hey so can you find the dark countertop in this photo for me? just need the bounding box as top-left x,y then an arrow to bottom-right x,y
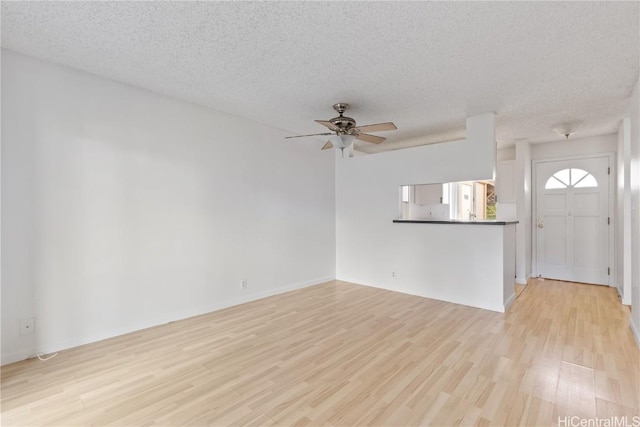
393,219 -> 519,225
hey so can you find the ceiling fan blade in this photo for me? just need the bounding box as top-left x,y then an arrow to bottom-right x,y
356,122 -> 397,133
285,132 -> 334,139
356,133 -> 386,144
315,120 -> 340,131
321,141 -> 333,150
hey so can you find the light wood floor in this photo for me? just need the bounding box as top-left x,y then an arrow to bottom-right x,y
2,279 -> 639,426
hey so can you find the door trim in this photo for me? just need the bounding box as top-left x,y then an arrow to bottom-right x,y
531,152 -> 615,286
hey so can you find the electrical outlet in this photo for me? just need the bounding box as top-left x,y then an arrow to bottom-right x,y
19,318 -> 34,335
241,280 -> 248,289
392,272 -> 397,279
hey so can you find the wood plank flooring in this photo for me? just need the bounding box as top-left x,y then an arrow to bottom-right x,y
1,279 -> 639,426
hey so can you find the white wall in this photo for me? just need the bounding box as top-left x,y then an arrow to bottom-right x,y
628,77 -> 640,344
335,114 -> 506,310
531,134 -> 617,160
496,146 -> 517,224
617,119 -> 632,304
498,147 -> 516,161
1,50 -> 336,364
496,158 -> 517,221
502,224 -> 517,309
515,141 -> 532,284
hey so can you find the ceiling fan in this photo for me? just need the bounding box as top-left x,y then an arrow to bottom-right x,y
285,103 -> 397,156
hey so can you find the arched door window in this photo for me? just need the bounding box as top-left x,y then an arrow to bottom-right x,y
545,168 -> 597,189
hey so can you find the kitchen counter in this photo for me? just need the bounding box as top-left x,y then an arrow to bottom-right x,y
393,219 -> 519,225
386,220 -> 517,313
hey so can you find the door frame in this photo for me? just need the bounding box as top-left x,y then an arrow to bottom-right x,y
531,152 -> 615,286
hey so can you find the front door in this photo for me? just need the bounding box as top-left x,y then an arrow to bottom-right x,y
535,156 -> 610,285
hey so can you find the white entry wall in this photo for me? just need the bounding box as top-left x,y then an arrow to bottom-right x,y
1,51 -> 337,364
617,119 -> 632,304
628,76 -> 640,344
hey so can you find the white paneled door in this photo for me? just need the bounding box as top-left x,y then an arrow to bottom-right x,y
535,157 -> 610,285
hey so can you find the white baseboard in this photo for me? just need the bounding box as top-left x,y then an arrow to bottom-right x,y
630,318 -> 640,348
503,292 -> 517,312
226,276 -> 334,308
613,282 -> 632,305
0,349 -> 35,366
515,274 -> 532,285
1,276 -> 335,366
338,278 -> 507,313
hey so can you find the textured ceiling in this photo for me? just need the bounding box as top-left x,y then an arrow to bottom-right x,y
2,1 -> 639,152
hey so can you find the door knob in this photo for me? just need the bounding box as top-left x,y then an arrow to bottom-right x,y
537,218 -> 544,229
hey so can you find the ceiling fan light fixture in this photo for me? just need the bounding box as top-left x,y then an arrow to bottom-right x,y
329,134 -> 356,149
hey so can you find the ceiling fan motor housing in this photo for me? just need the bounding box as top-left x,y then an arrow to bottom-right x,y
330,103 -> 357,133
330,116 -> 357,133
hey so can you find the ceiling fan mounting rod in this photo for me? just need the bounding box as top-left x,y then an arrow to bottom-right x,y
333,103 -> 350,117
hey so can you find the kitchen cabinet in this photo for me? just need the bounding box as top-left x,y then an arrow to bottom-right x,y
414,184 -> 443,205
